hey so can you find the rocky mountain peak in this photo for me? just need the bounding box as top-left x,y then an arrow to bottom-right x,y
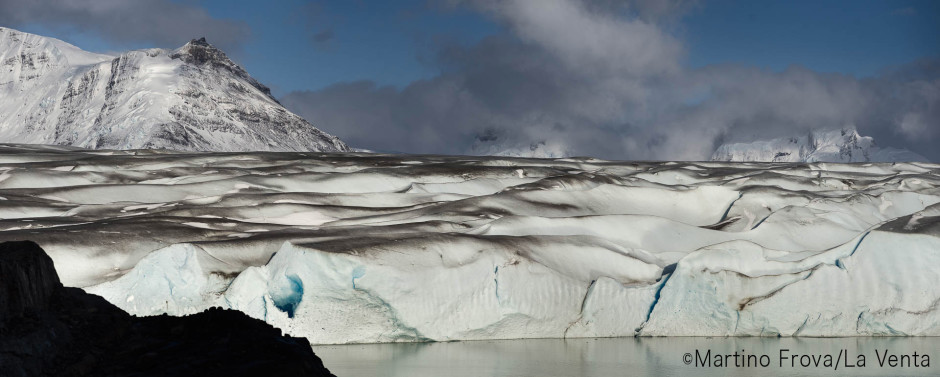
170,37 -> 275,100
173,37 -> 228,65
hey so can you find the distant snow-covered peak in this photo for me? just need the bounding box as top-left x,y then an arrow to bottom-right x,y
0,27 -> 347,153
711,127 -> 929,163
0,27 -> 113,68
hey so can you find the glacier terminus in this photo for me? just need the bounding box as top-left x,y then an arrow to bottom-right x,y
0,144 -> 937,344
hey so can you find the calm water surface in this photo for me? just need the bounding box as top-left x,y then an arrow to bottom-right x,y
312,337 -> 939,377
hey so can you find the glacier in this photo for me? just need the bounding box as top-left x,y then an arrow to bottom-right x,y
0,27 -> 347,152
0,144 -> 938,343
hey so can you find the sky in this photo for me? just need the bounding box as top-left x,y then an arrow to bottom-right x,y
1,0 -> 937,160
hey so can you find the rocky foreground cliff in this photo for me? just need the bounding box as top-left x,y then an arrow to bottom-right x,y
0,240 -> 335,377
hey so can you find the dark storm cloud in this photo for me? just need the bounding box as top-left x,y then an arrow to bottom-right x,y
284,0 -> 687,158
858,59 -> 940,156
286,0 -> 938,160
651,61 -> 940,160
0,0 -> 249,50
283,35 -> 636,157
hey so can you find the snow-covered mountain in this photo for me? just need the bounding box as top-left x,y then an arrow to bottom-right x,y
0,27 -> 347,152
711,127 -> 928,163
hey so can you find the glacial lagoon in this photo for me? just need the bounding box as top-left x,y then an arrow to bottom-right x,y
313,337 -> 938,377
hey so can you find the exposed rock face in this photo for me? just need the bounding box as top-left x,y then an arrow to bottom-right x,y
169,37 -> 275,100
0,241 -> 335,377
0,27 -> 348,152
0,241 -> 61,327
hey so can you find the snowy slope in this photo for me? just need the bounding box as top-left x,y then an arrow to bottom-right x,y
1,144 -> 938,343
0,27 -> 347,152
711,127 -> 929,163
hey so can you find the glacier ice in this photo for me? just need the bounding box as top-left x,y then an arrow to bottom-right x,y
0,144 -> 938,343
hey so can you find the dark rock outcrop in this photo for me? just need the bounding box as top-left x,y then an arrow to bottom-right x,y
0,241 -> 335,377
0,241 -> 62,327
169,37 -> 277,101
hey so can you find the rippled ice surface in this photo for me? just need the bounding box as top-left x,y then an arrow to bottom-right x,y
313,337 -> 939,377
2,144 -> 939,343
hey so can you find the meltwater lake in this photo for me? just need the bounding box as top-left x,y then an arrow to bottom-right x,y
313,337 -> 939,377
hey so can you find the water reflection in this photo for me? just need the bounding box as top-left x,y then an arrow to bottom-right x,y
312,337 -> 938,377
